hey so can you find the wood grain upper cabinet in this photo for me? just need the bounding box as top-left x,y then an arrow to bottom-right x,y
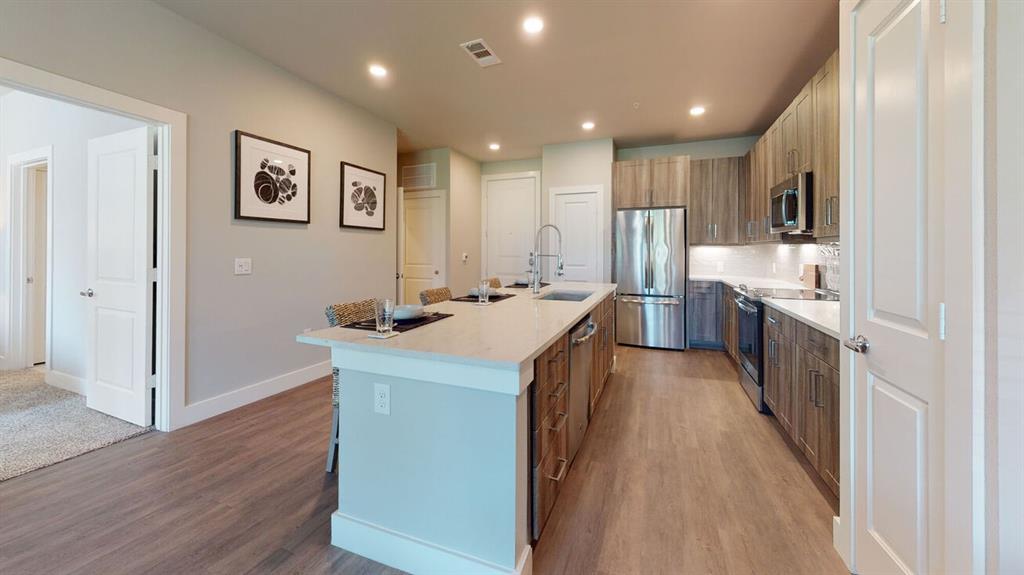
813,50 -> 840,239
612,156 -> 689,209
793,80 -> 814,175
649,156 -> 690,207
612,159 -> 651,209
689,157 -> 740,245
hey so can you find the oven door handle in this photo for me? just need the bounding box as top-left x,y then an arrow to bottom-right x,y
734,298 -> 758,315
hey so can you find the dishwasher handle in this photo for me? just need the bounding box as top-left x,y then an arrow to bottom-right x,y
572,321 -> 597,345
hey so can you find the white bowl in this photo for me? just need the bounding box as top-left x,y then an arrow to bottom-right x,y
393,304 -> 425,320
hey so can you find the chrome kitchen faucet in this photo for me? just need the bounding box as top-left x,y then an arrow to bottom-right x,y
529,224 -> 565,293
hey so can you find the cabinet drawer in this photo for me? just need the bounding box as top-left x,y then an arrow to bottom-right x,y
532,337 -> 568,431
764,306 -> 796,340
532,384 -> 569,466
796,322 -> 839,369
532,426 -> 569,537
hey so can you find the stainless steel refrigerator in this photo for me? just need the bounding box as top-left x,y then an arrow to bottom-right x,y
614,207 -> 687,350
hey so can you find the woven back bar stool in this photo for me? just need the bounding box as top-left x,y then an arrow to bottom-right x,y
323,298 -> 376,472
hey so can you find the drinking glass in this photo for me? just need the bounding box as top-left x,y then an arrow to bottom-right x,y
477,280 -> 490,304
375,298 -> 395,335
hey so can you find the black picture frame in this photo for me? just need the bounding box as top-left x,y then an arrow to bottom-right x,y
234,130 -> 311,223
340,161 -> 386,231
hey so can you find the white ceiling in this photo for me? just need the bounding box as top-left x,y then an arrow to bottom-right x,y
157,0 -> 839,161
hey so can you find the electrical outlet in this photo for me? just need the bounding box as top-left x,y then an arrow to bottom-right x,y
373,383 -> 390,415
234,258 -> 252,275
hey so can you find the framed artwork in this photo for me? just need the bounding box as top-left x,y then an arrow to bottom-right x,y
235,131 -> 311,223
340,161 -> 386,230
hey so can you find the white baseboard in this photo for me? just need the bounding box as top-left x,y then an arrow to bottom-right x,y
331,511 -> 531,575
46,369 -> 85,395
176,360 -> 331,429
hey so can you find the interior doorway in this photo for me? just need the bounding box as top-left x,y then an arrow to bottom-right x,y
0,84 -> 165,479
399,188 -> 448,305
481,171 -> 539,286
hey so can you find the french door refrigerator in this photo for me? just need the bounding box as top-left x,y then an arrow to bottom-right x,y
614,207 -> 687,350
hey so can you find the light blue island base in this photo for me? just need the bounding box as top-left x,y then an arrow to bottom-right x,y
327,352 -> 533,575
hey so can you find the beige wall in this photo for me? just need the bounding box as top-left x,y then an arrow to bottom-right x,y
398,147 -> 450,191
481,157 -> 542,176
617,135 -> 758,161
541,139 -> 614,282
448,150 -> 481,294
0,1 -> 397,409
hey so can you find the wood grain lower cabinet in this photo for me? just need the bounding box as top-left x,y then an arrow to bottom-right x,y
531,334 -> 570,539
687,281 -> 722,349
590,295 -> 615,414
794,347 -> 822,470
764,310 -> 839,497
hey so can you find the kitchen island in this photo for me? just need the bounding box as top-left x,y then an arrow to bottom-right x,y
296,282 -> 617,575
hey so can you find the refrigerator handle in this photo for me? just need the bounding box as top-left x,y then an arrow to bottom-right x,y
644,213 -> 652,290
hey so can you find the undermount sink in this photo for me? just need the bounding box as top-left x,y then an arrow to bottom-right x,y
537,290 -> 593,302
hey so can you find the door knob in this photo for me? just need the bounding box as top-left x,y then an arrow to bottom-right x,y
433,270 -> 439,275
844,335 -> 869,354
26,277 -> 34,284
80,289 -> 94,298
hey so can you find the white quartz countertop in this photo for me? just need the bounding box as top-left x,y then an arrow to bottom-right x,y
297,282 -> 617,371
761,298 -> 841,339
690,274 -> 840,339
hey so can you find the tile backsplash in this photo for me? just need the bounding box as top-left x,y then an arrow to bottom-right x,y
690,243 -> 840,290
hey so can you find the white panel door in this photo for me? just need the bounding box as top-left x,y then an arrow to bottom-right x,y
28,167 -> 48,365
851,1 -> 944,572
402,189 -> 446,305
550,186 -> 601,282
86,127 -> 154,426
483,174 -> 537,285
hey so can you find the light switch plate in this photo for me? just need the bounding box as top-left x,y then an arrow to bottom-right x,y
234,258 -> 252,275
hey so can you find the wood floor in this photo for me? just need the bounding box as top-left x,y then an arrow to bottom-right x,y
0,346 -> 847,575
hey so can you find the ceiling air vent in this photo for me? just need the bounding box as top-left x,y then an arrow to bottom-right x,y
460,38 -> 502,68
402,163 -> 437,190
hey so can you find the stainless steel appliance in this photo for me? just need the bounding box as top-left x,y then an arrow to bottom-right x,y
568,316 -> 596,463
614,207 -> 687,350
744,287 -> 840,301
734,290 -> 766,412
770,172 -> 814,235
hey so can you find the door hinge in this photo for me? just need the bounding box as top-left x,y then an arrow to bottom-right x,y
939,0 -> 947,24
148,374 -> 157,389
939,302 -> 946,341
148,154 -> 159,170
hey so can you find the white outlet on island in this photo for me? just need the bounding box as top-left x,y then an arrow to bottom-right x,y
373,383 -> 390,415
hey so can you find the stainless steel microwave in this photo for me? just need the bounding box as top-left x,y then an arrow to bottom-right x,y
770,172 -> 814,235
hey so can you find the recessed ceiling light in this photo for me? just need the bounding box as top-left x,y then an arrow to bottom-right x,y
369,64 -> 388,78
689,105 -> 706,116
523,16 -> 544,34
581,121 -> 595,131
489,143 -> 501,151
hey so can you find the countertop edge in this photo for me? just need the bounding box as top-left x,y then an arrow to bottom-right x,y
761,299 -> 841,339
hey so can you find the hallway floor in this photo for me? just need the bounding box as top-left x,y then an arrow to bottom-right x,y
0,347 -> 846,574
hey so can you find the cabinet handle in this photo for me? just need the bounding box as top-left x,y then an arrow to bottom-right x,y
713,223 -> 718,240
547,457 -> 569,482
766,316 -> 779,326
808,369 -> 818,403
815,374 -> 825,408
827,197 -> 835,226
747,220 -> 753,238
548,381 -> 567,400
547,411 -> 568,433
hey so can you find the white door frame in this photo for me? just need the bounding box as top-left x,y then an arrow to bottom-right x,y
0,56 -> 187,432
3,147 -> 52,372
480,171 -> 540,279
547,184 -> 604,283
837,1 -> 987,570
396,186 -> 404,302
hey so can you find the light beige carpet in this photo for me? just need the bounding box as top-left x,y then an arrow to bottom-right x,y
0,368 -> 149,481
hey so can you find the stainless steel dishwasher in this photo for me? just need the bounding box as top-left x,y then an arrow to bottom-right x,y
568,315 -> 596,464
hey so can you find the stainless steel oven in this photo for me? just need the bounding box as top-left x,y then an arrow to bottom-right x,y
770,172 -> 814,235
734,292 -> 766,412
